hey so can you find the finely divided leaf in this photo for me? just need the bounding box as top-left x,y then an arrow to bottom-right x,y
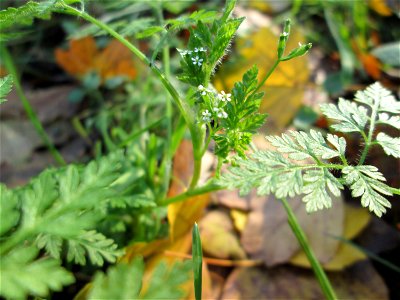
355,82 -> 400,113
0,246 -> 74,299
0,185 -> 20,236
377,113 -> 400,129
66,230 -> 123,266
343,166 -> 392,217
0,75 -> 13,103
0,1 -> 54,30
302,169 -> 343,212
89,257 -> 145,299
320,98 -> 368,133
266,130 -> 341,161
376,132 -> 400,158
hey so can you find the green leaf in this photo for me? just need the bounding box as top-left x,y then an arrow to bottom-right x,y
377,113 -> 400,129
0,185 -> 20,236
376,132 -> 400,158
192,223 -> 203,300
66,230 -> 123,266
354,82 -> 400,113
136,25 -> 164,39
0,246 -> 74,299
0,1 -> 54,31
89,257 -> 144,299
320,98 -> 368,133
266,130 -> 342,161
0,75 -> 13,103
213,66 -> 267,158
141,260 -> 192,299
343,166 -> 392,217
302,169 -> 343,212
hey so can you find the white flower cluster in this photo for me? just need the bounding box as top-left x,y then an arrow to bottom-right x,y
178,47 -> 207,66
198,85 -> 231,123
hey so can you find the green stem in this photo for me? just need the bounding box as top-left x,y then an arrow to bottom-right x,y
280,197 -> 337,300
0,46 -> 66,166
253,59 -> 280,95
57,3 -> 205,189
358,99 -> 379,166
156,5 -> 174,199
388,186 -> 400,195
160,181 -> 224,206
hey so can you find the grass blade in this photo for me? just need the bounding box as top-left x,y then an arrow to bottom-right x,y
192,223 -> 203,300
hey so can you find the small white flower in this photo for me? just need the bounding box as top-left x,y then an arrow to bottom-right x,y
202,110 -> 212,122
282,32 -> 289,37
198,85 -> 207,96
194,47 -> 199,52
298,42 -> 303,47
218,110 -> 228,119
217,90 -> 232,102
199,47 -> 206,52
193,56 -> 203,66
213,107 -> 220,112
192,56 -> 203,66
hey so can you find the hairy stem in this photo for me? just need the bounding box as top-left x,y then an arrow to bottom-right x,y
358,102 -> 379,165
280,197 -> 337,300
0,46 -> 66,166
253,60 -> 280,95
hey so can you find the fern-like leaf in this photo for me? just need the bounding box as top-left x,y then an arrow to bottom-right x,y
376,132 -> 400,158
88,257 -> 192,299
320,98 -> 368,133
0,246 -> 74,299
343,165 -> 392,217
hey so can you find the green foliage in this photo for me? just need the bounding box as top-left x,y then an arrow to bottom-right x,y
88,257 -> 192,299
343,166 -> 392,217
192,223 -> 203,300
0,1 -> 53,30
222,83 -> 399,217
213,66 -> 267,158
0,246 -> 74,299
0,75 -> 13,103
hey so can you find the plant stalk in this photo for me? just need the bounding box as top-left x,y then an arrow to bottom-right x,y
0,46 -> 66,166
56,3 -> 205,189
280,197 -> 337,300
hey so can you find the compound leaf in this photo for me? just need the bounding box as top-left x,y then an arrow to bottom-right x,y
343,166 -> 392,217
0,246 -> 74,299
376,132 -> 400,158
320,98 -> 368,133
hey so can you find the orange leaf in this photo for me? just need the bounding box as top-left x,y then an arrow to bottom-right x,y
167,140 -> 210,241
55,36 -> 98,77
359,53 -> 382,80
55,37 -> 136,82
95,40 -> 137,80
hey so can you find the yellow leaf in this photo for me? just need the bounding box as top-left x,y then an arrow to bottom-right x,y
230,209 -> 248,233
167,140 -> 210,241
369,0 -> 393,16
290,204 -> 371,270
214,27 -> 310,132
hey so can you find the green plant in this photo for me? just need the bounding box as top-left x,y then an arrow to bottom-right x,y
1,0 -> 398,299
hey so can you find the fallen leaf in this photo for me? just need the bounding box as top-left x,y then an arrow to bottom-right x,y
199,210 -> 247,260
221,261 -> 388,299
369,0 -> 393,16
241,193 -> 344,266
55,37 -> 137,82
290,204 -> 371,270
214,27 -> 310,132
167,140 -> 210,241
230,209 -> 248,233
